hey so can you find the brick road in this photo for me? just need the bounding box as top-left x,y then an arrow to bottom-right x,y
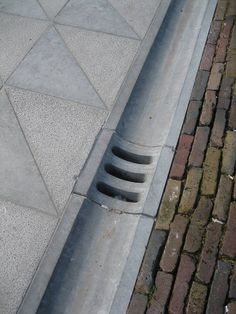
128,0 -> 236,313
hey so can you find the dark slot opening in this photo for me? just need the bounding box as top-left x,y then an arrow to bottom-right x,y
112,146 -> 152,164
105,164 -> 145,183
96,182 -> 140,203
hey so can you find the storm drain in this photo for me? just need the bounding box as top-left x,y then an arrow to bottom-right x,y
18,0 -> 218,313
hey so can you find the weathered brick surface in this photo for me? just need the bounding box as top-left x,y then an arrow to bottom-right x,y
213,175 -> 233,221
191,70 -> 209,100
207,20 -> 221,44
196,222 -> 222,284
215,0 -> 228,20
150,271 -> 173,313
135,230 -> 167,294
222,131 -> 236,175
226,0 -> 236,16
201,147 -> 221,196
221,202 -> 236,257
210,109 -> 226,147
127,293 -> 148,314
234,178 -> 236,200
226,49 -> 236,77
191,196 -> 213,226
155,180 -> 181,230
229,262 -> 236,299
228,96 -> 236,129
215,19 -> 234,62
168,255 -> 195,314
228,302 -> 236,314
170,134 -> 193,180
189,127 -> 210,166
178,168 -> 202,213
186,282 -> 208,314
200,90 -> 216,125
206,261 -> 232,314
218,76 -> 235,100
182,101 -> 201,135
200,44 -> 215,70
217,96 -> 231,110
184,223 -> 204,253
160,215 -> 189,273
207,63 -> 224,90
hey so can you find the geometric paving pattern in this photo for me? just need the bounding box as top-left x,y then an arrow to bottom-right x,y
0,0 -> 163,311
57,25 -> 140,107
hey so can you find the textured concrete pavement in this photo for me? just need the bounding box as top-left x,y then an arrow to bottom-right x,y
0,0 -> 164,313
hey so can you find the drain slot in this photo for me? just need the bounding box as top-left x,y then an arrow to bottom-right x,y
97,182 -> 140,203
104,164 -> 145,183
112,146 -> 152,165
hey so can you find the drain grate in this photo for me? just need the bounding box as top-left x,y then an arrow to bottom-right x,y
87,133 -> 159,211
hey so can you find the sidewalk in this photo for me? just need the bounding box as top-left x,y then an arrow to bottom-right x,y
128,0 -> 236,313
0,1 -> 169,313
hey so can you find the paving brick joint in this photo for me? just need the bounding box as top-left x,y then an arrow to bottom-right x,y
128,1 -> 236,313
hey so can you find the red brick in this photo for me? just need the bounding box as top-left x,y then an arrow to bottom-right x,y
155,179 -> 181,230
226,48 -> 236,77
217,97 -> 231,110
215,19 -> 234,62
189,127 -> 210,166
178,168 -> 202,213
201,147 -> 221,196
222,131 -> 236,175
186,282 -> 208,314
215,0 -> 227,21
191,196 -> 213,226
170,135 -> 193,180
213,175 -> 233,221
200,44 -> 215,70
206,261 -> 232,314
182,101 -> 201,135
200,90 -> 216,125
210,109 -> 226,147
196,222 -> 222,284
207,63 -> 224,90
168,255 -> 195,314
136,230 -> 167,294
127,293 -> 147,314
191,70 -> 209,101
160,215 -> 189,273
228,96 -> 236,130
221,202 -> 236,258
229,262 -> 236,299
150,271 -> 173,313
207,21 -> 221,44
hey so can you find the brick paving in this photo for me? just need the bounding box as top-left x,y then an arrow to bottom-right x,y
127,1 -> 236,313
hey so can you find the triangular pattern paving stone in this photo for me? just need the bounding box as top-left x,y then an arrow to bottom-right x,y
0,13 -> 48,81
0,89 -> 56,215
55,0 -> 139,39
7,87 -> 108,213
7,27 -> 104,107
109,0 -> 161,39
0,0 -> 47,19
39,0 -> 68,18
57,25 -> 140,108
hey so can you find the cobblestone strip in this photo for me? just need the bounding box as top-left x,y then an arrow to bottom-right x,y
127,1 -> 236,313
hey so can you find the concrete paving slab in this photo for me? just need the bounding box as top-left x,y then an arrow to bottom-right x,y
0,199 -> 57,314
7,86 -> 108,213
7,27 -> 104,107
0,0 -> 47,19
0,13 -> 48,81
57,25 -> 140,108
55,0 -> 139,39
109,0 -> 161,39
0,88 -> 56,214
38,0 -> 68,19
38,199 -> 153,314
